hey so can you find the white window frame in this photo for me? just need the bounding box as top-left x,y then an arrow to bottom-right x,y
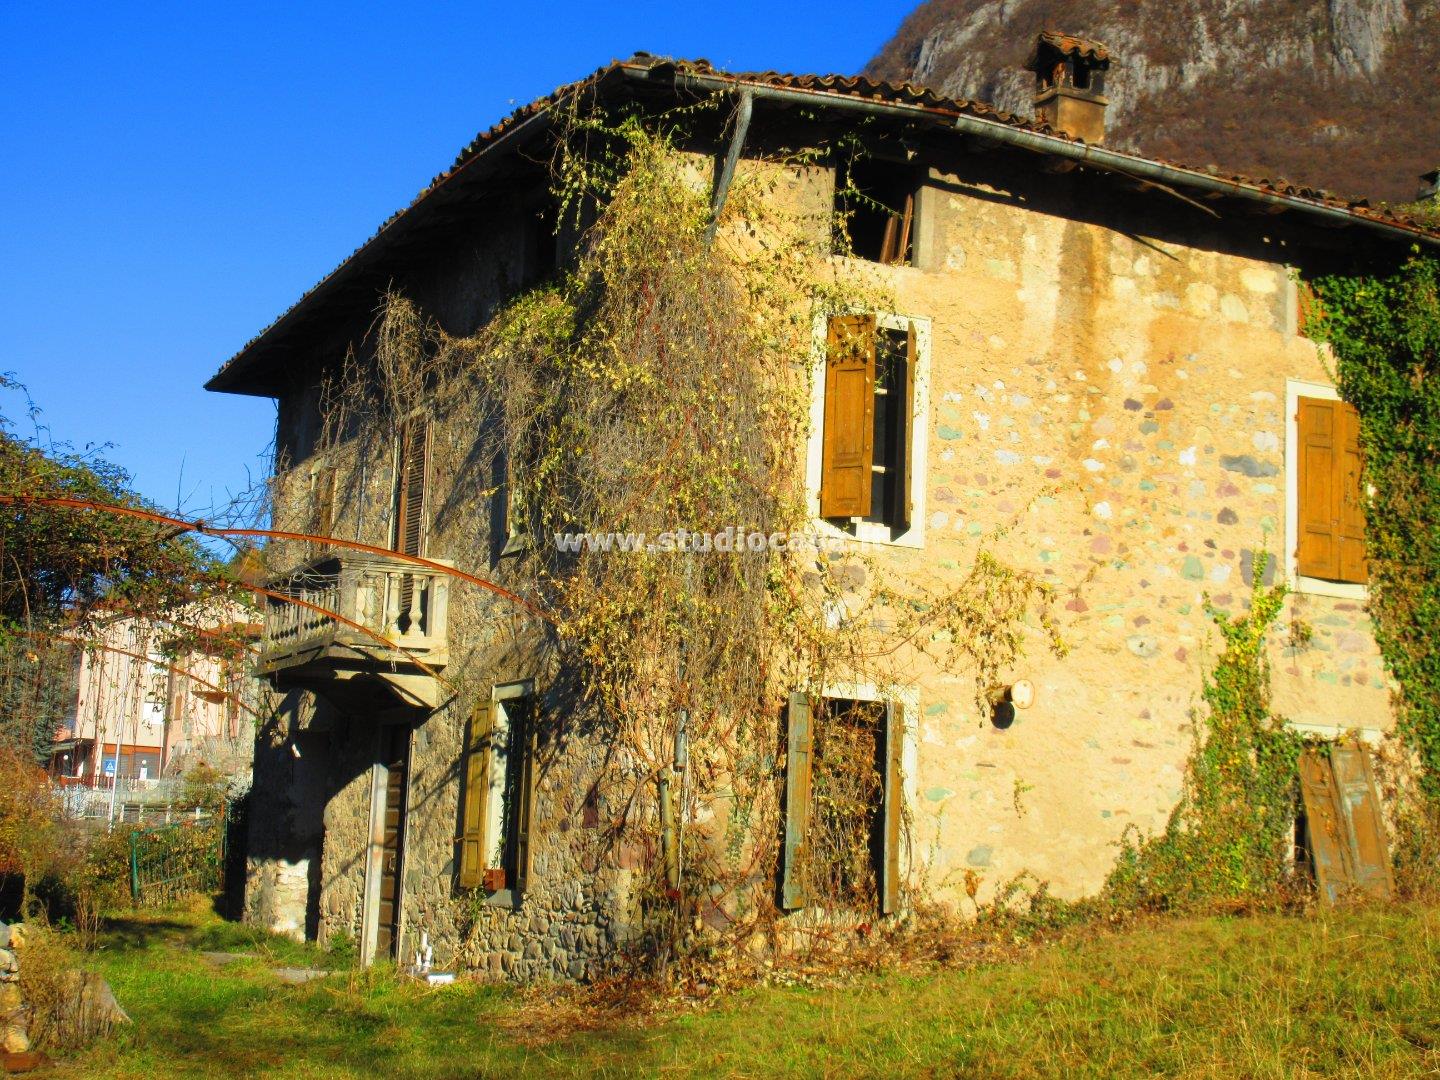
805,312 -> 931,549
810,679 -> 919,898
1285,720 -> 1383,746
482,680 -> 533,907
1284,378 -> 1367,600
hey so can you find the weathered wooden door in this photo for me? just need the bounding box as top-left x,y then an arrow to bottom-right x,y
376,724 -> 410,960
1298,741 -> 1393,905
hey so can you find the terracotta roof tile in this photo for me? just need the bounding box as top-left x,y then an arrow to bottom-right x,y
207,54 -> 1440,393
1031,31 -> 1112,65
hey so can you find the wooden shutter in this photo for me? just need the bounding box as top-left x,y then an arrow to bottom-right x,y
1297,750 -> 1342,902
1298,742 -> 1393,906
1338,403 -> 1368,584
879,190 -> 915,266
780,692 -> 814,910
880,700 -> 903,915
314,467 -> 336,542
892,322 -> 917,530
1297,397 -> 1367,583
1295,279 -> 1320,338
1326,742 -> 1393,899
458,701 -> 492,889
512,702 -> 538,896
819,315 -> 876,520
395,420 -> 429,557
1297,397 -> 1340,579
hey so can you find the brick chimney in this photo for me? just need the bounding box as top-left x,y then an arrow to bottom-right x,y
1026,32 -> 1112,144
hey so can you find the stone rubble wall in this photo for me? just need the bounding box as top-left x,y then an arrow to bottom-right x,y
243,143 -> 1398,976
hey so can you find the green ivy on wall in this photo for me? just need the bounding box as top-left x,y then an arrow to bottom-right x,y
1105,555 -> 1302,910
1306,252 -> 1440,798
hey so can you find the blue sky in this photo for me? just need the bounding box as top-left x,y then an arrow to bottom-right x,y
0,1 -> 910,514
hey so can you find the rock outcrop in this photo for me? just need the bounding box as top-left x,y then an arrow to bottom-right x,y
866,0 -> 1440,201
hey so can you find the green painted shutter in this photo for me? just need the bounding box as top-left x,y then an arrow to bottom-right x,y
458,701 -> 492,889
895,322 -> 916,530
781,692 -> 814,910
881,700 -> 903,915
512,704 -> 538,895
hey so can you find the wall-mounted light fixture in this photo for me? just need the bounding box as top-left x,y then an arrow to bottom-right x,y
988,680 -> 1036,729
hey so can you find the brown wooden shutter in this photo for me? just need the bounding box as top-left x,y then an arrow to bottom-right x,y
512,703 -> 538,895
819,315 -> 876,520
1298,742 -> 1393,906
1297,397 -> 1367,583
879,190 -> 915,266
395,420 -> 429,557
1297,397 -> 1340,579
1338,403 -> 1368,584
780,692 -> 814,910
880,700 -> 903,915
458,701 -> 492,890
1326,741 -> 1393,899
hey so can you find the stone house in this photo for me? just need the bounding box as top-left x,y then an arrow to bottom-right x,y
206,41 -> 1437,974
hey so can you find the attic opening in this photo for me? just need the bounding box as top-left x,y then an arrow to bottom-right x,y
834,155 -> 918,266
520,201 -> 558,287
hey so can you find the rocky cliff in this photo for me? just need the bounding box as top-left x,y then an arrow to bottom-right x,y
866,0 -> 1440,202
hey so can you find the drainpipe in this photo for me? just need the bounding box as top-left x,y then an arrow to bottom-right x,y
623,67 -> 1440,251
704,88 -> 753,247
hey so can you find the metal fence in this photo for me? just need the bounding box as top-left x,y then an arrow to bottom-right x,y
128,810 -> 228,907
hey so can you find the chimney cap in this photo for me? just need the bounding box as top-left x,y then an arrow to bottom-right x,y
1025,31 -> 1112,72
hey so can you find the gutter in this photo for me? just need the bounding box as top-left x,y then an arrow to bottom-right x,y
631,65 -> 1440,251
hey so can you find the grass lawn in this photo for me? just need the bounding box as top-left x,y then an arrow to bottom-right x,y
44,899 -> 1440,1079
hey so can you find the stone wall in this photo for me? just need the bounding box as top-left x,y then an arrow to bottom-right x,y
0,922 -> 22,1054
244,135 -> 1398,973
826,152 -> 1394,905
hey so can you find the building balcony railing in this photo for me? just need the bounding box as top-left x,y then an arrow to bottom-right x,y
258,552 -> 451,703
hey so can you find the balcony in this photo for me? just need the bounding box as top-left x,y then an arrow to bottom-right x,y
259,552 -> 452,708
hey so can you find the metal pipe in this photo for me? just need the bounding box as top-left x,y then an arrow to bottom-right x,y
704,88 -> 753,247
627,66 -> 1440,250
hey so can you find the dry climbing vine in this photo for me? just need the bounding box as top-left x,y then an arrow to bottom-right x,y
302,99 -> 1066,963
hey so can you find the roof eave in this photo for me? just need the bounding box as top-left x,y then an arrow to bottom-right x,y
208,58 -> 1440,398
654,66 -> 1440,253
204,80 -> 585,396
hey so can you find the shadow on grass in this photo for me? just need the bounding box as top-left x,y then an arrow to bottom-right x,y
96,895 -> 346,969
96,918 -> 204,959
